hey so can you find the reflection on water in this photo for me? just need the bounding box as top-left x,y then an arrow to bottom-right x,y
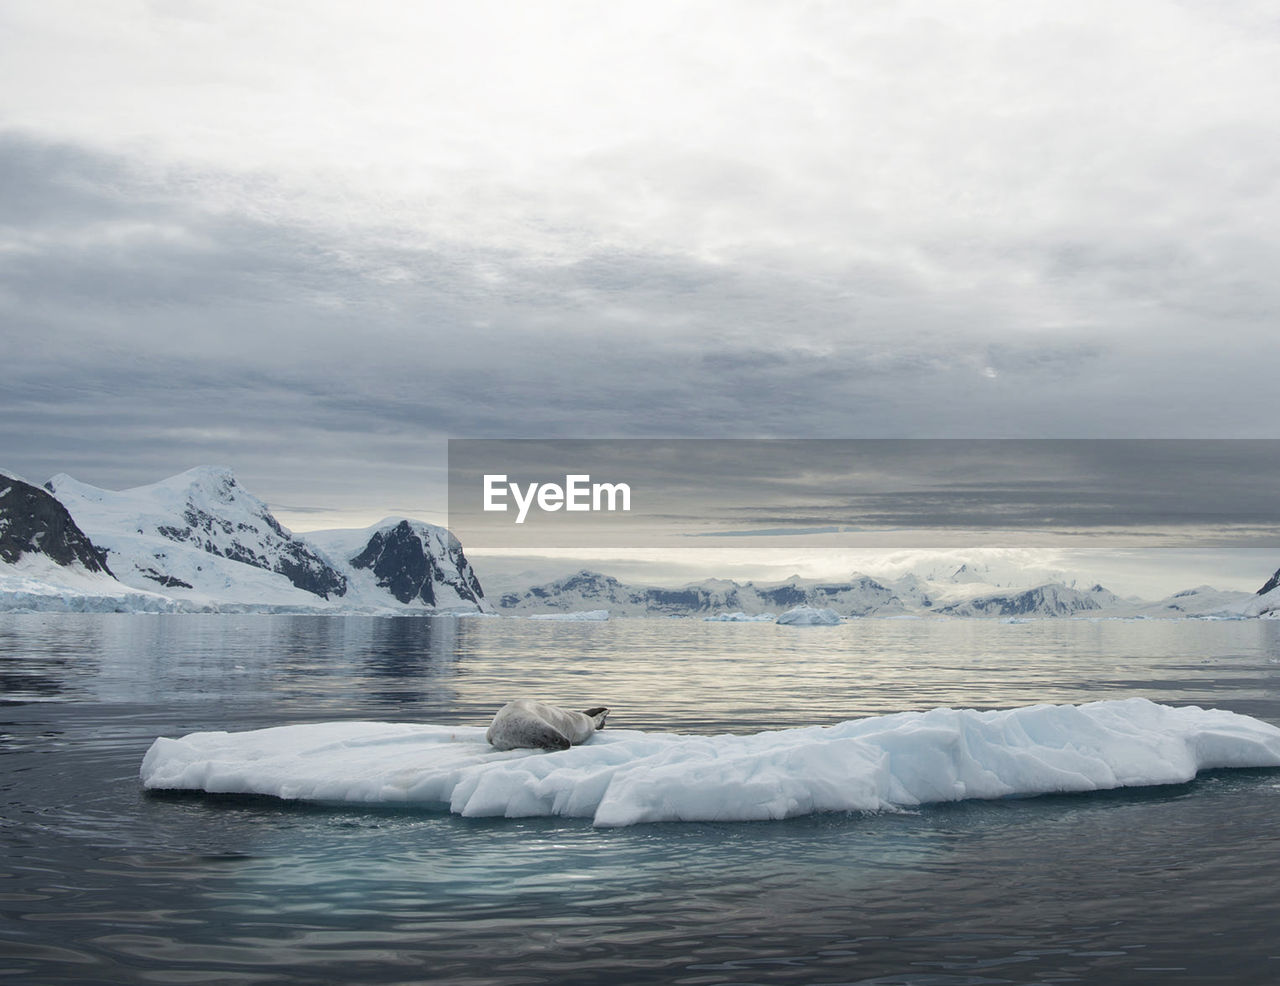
2,613 -> 1280,984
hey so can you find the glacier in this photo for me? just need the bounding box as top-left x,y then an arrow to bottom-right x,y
0,554 -> 183,613
139,698 -> 1280,827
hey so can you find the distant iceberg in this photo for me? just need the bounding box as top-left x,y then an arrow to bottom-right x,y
776,606 -> 842,625
704,612 -> 775,622
140,698 -> 1280,827
527,610 -> 609,621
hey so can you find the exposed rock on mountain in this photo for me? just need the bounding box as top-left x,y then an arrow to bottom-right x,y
47,466 -> 348,600
317,519 -> 485,609
1,472 -> 113,575
23,467 -> 485,612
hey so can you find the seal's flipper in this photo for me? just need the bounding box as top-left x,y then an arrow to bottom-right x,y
582,707 -> 609,729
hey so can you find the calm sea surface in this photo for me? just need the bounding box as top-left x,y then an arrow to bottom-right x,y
2,613 -> 1280,985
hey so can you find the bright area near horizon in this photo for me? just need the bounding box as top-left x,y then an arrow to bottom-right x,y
464,547 -> 1278,600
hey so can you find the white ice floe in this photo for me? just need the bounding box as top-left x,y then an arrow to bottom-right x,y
704,612 -> 776,622
776,606 -> 842,625
139,698 -> 1280,827
527,610 -> 609,621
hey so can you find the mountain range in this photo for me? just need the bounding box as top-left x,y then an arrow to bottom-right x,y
497,567 -> 1275,620
4,464 -> 1280,619
1,466 -> 485,613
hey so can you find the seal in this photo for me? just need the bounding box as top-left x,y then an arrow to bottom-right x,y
486,699 -> 610,751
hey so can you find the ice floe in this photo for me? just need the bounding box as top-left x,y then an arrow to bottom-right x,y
704,612 -> 776,622
527,610 -> 609,621
139,698 -> 1280,826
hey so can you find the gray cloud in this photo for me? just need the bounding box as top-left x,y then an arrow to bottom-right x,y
447,439 -> 1280,553
2,114 -> 1279,530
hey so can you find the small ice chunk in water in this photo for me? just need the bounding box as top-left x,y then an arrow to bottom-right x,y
776,606 -> 842,625
527,610 -> 609,621
704,612 -> 775,622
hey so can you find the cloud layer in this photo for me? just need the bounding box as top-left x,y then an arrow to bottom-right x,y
2,1 -> 1278,525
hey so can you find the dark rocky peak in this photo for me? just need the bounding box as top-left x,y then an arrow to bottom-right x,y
556,570 -> 623,593
757,583 -> 809,607
349,520 -> 484,608
0,473 -> 114,575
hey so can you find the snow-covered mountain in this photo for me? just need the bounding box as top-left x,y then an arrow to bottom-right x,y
0,467 -> 487,613
0,469 -> 181,612
2,471 -> 112,574
4,465 -> 1272,619
495,570 -> 740,616
933,583 -> 1117,618
496,569 -> 989,617
495,570 -> 912,617
1247,569 -> 1280,618
307,519 -> 485,610
1138,585 -> 1255,619
497,568 -> 1257,619
45,467 -> 350,608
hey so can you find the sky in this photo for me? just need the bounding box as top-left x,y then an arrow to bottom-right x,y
2,1 -> 1279,593
446,438 -> 1280,595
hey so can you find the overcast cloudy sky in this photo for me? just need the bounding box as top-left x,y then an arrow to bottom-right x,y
3,1 -> 1279,585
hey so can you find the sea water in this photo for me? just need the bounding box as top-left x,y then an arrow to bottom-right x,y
2,613 -> 1280,984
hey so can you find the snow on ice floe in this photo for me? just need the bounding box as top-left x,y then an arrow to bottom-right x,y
776,606 -> 842,625
139,698 -> 1280,827
527,610 -> 610,621
704,612 -> 776,622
